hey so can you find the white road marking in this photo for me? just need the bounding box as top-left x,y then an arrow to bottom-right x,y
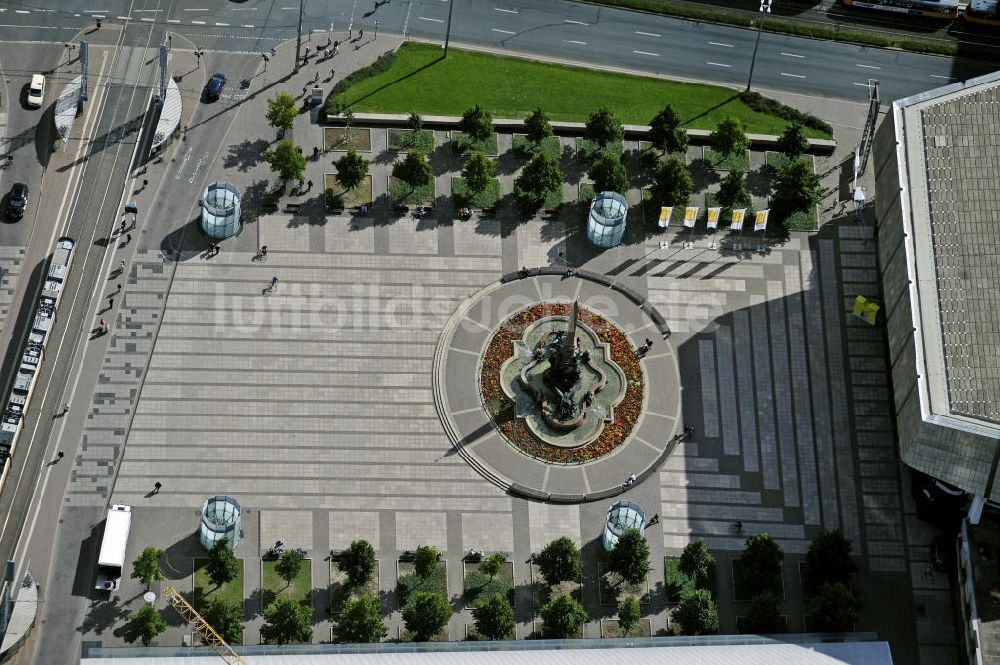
280,6 -> 297,9
0,23 -> 56,28
492,27 -> 515,34
564,19 -> 588,25
83,9 -> 109,11
780,52 -> 805,58
929,74 -> 954,79
231,6 -> 257,9
781,72 -> 806,78
215,22 -> 229,26
633,50 -> 659,56
563,39 -> 587,45
709,41 -> 733,47
707,61 -> 732,68
116,15 -> 129,19
167,18 -> 180,23
635,30 -> 660,37
242,24 -> 254,28
495,7 -> 518,13
191,20 -> 206,24
183,7 -> 209,11
856,63 -> 881,69
853,82 -> 874,87
140,17 -> 154,21
15,9 -> 30,13
132,8 -> 161,11
419,16 -> 444,22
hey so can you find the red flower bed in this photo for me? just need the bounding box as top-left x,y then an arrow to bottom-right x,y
479,303 -> 645,463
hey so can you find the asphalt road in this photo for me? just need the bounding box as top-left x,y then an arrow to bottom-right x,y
0,0 -> 994,105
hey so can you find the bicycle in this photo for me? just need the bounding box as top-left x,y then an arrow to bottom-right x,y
730,521 -> 744,535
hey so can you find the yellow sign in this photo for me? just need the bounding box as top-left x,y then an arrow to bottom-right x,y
706,207 -> 721,229
658,206 -> 672,228
852,295 -> 880,326
731,208 -> 746,231
683,207 -> 699,228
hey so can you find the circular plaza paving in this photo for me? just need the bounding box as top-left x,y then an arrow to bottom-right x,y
433,268 -> 682,503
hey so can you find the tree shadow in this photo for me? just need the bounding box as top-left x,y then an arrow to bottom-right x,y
161,532 -> 200,582
746,166 -> 772,198
689,158 -> 720,192
224,138 -> 269,172
680,93 -> 740,128
560,143 -> 585,185
78,598 -> 130,636
495,148 -> 523,176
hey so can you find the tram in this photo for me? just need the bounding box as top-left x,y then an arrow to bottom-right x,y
842,0 -> 960,19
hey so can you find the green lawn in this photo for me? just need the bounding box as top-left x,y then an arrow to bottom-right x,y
783,206 -> 819,231
704,148 -> 751,172
331,42 -> 830,137
262,559 -> 313,610
512,135 -> 562,160
463,561 -> 515,608
193,558 -> 245,611
664,557 -> 696,604
452,131 -> 499,156
452,177 -> 501,209
388,128 -> 436,153
397,561 -> 448,609
766,152 -> 815,173
389,176 -> 435,206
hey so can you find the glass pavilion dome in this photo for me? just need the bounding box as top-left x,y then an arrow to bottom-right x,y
199,495 -> 242,550
201,181 -> 241,239
587,191 -> 628,248
602,500 -> 646,551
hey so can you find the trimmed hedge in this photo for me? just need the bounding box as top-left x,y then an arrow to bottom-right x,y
326,51 -> 398,114
739,91 -> 832,137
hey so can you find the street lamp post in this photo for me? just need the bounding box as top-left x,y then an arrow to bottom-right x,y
444,0 -> 455,57
294,0 -> 304,74
745,0 -> 772,93
375,19 -> 379,39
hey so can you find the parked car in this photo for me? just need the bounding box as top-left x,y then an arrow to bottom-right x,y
5,183 -> 28,220
911,469 -> 965,526
205,72 -> 226,100
27,74 -> 45,108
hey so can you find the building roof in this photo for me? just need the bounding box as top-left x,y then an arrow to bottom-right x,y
81,637 -> 894,665
892,71 -> 1000,431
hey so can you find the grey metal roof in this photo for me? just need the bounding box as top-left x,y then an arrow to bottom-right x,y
920,85 -> 1000,424
82,640 -> 894,665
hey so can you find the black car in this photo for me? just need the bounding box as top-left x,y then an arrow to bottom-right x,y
5,183 -> 28,220
205,72 -> 226,100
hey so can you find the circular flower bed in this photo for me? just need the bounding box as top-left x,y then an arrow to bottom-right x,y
479,303 -> 645,463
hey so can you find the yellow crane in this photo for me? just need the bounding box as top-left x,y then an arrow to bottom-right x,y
162,586 -> 247,665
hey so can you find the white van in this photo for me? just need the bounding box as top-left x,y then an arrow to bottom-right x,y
27,75 -> 45,108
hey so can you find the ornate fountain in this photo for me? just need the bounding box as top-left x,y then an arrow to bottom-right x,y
499,301 -> 626,448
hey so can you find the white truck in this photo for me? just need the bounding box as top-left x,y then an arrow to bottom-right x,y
95,504 -> 131,592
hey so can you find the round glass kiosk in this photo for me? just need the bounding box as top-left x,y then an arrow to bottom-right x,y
602,500 -> 645,551
587,191 -> 628,248
201,181 -> 241,239
199,495 -> 242,550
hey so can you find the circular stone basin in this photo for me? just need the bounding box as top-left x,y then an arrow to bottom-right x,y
500,316 -> 626,448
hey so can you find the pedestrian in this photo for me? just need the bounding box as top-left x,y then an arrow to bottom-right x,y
261,245 -> 268,257
115,282 -> 121,294
270,47 -> 277,57
99,318 -> 107,333
313,146 -> 319,158
119,259 -> 125,273
330,68 -> 335,79
314,71 -> 319,82
63,403 -> 70,414
307,179 -> 313,190
125,233 -> 132,245
153,481 -> 162,494
119,219 -> 126,234
649,513 -> 659,525
57,451 -> 64,460
108,294 -> 115,308
142,178 -> 148,188
334,40 -> 340,49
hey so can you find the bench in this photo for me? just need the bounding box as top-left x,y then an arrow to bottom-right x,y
284,203 -> 301,214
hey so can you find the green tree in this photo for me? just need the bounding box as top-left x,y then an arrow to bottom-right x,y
265,92 -> 298,133
264,139 -> 307,185
777,121 -> 808,160
536,537 -> 582,586
514,153 -> 563,207
339,539 -> 377,591
649,104 -> 689,155
260,597 -> 313,645
473,593 -> 515,640
392,151 -> 432,190
463,151 -> 496,195
678,540 -> 713,588
739,533 -> 784,598
413,545 -> 439,578
275,549 -> 304,589
710,116 -> 750,158
131,546 -> 164,590
806,582 -> 861,632
205,538 -> 239,589
334,148 -> 368,192
203,598 -> 244,644
803,529 -> 858,598
123,605 -> 167,646
608,529 -> 650,586
617,596 -> 641,636
402,591 -> 452,641
771,157 -> 823,219
584,107 -> 624,148
717,170 -> 751,210
540,594 -> 587,639
459,104 -> 493,143
588,153 -> 629,194
524,107 -> 553,145
480,552 -> 506,580
335,595 -> 387,643
745,592 -> 785,634
651,154 -> 693,208
673,589 -> 719,635
408,111 -> 423,132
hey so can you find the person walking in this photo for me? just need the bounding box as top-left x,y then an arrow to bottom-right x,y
57,451 -> 65,461
62,403 -> 71,414
108,293 -> 115,309
119,259 -> 125,273
153,481 -> 162,494
124,233 -> 132,245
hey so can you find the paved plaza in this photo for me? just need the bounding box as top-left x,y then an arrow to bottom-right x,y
47,38 -> 958,665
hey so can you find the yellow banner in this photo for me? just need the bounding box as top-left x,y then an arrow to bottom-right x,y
658,206 -> 672,228
683,207 -> 699,228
